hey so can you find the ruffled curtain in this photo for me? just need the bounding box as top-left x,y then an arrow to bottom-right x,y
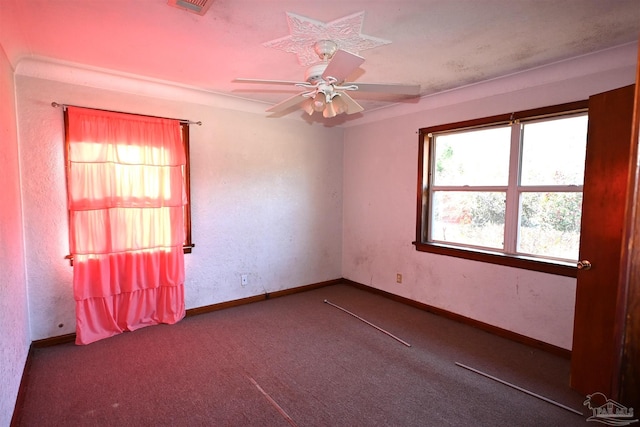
66,106 -> 186,345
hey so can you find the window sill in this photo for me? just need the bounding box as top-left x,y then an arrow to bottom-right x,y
412,242 -> 576,277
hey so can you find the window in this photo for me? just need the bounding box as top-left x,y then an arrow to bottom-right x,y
63,108 -> 193,266
179,123 -> 194,253
63,106 -> 195,343
415,101 -> 589,277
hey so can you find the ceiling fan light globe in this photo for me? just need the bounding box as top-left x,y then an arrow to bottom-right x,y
313,99 -> 325,112
333,95 -> 348,114
323,102 -> 338,118
302,99 -> 315,115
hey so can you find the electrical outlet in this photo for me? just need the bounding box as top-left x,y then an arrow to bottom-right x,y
241,274 -> 248,286
396,273 -> 402,284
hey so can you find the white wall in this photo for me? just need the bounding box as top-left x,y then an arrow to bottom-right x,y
0,48 -> 30,425
342,43 -> 638,350
10,42 -> 638,354
15,69 -> 344,341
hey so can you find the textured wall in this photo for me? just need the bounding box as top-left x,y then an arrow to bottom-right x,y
10,41 -> 638,376
342,44 -> 638,350
16,74 -> 344,341
0,48 -> 30,425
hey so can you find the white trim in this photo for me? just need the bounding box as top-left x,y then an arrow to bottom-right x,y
344,42 -> 638,128
11,41 -> 637,127
14,56 -> 269,115
504,123 -> 522,253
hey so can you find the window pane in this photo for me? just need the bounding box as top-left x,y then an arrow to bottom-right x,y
518,192 -> 582,260
433,126 -> 511,186
520,115 -> 588,186
430,191 -> 505,249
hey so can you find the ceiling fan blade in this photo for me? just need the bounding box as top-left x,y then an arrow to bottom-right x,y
265,92 -> 309,114
344,82 -> 421,96
233,78 -> 304,86
322,50 -> 365,83
336,92 -> 364,115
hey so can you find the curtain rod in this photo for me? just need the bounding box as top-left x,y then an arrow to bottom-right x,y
51,102 -> 202,126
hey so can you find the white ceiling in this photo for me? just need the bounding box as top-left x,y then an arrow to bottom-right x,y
1,0 -> 639,121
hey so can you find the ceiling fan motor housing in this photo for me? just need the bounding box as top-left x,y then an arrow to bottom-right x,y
314,40 -> 338,60
305,40 -> 339,83
305,63 -> 329,83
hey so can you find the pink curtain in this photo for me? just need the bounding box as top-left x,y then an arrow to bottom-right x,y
66,106 -> 186,345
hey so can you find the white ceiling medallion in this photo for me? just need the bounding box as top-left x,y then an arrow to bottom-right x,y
263,11 -> 391,66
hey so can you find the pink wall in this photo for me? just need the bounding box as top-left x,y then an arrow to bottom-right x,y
0,47 -> 30,425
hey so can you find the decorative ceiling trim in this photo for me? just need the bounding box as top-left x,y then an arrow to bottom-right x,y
263,11 -> 391,66
14,57 -> 267,114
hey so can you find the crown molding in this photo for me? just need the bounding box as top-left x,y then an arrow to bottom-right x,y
13,41 -> 638,128
344,42 -> 639,127
14,56 -> 269,115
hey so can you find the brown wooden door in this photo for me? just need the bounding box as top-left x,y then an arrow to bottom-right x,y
570,84 -> 635,396
614,46 -> 640,411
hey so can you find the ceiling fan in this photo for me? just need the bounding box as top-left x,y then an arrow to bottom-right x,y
234,40 -> 421,118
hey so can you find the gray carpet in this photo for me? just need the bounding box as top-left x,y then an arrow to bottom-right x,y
15,284 -> 589,426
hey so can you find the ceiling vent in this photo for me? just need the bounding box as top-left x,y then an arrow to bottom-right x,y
168,0 -> 213,15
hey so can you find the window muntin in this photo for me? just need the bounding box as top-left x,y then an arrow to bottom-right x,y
417,102 -> 588,274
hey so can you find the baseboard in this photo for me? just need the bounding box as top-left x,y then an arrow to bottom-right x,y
341,279 -> 572,359
32,333 -> 76,348
186,278 -> 341,317
10,345 -> 33,427
31,278 -> 342,348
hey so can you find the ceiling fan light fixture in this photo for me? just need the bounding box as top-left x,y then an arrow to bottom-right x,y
302,99 -> 315,115
313,98 -> 325,112
323,102 -> 338,118
238,13 -> 421,119
332,95 -> 348,114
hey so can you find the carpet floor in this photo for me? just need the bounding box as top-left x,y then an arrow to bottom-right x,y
15,283 -> 589,426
